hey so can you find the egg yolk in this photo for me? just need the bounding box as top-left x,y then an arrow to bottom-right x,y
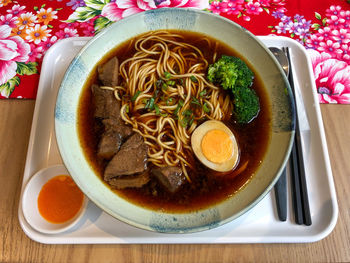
201,129 -> 233,164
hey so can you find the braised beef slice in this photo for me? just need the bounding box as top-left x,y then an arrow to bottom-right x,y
108,172 -> 150,189
102,118 -> 133,137
97,119 -> 133,160
97,131 -> 122,160
152,166 -> 185,193
104,133 -> 148,180
91,84 -> 120,120
97,56 -> 119,87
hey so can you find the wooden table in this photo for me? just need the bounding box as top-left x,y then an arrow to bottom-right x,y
1,100 -> 349,262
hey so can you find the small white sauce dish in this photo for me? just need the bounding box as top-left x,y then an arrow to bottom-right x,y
21,164 -> 87,234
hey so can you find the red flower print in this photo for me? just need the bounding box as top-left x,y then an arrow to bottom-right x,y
101,0 -> 208,22
318,39 -> 342,57
221,0 -> 244,16
16,12 -> 38,30
0,0 -> 12,7
326,5 -> 342,18
338,44 -> 350,62
101,2 -> 123,22
305,34 -> 324,49
339,10 -> 350,27
332,29 -> 350,44
59,22 -> 79,29
55,28 -> 79,39
26,24 -> 52,44
0,25 -> 30,86
308,49 -> 350,104
259,0 -> 271,7
244,2 -> 263,16
208,1 -> 224,14
11,27 -> 27,39
0,14 -> 17,28
6,4 -> 26,17
317,27 -> 332,39
36,8 -> 58,25
326,15 -> 345,29
38,36 -> 58,52
27,43 -> 43,62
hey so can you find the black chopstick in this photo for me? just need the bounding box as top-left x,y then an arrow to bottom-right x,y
274,169 -> 287,221
283,47 -> 312,226
290,142 -> 304,224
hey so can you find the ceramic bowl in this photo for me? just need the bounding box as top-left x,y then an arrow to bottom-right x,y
55,8 -> 295,233
22,165 -> 87,234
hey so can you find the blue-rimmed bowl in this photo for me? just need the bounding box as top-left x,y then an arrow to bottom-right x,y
55,8 -> 295,233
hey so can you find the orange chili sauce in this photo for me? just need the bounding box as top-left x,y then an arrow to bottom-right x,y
37,175 -> 84,224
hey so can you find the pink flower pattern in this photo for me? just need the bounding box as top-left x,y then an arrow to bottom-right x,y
55,28 -> 78,39
207,0 -> 286,21
6,5 -> 25,17
270,4 -> 350,103
0,25 -> 30,85
308,49 -> 350,103
0,1 -> 349,101
102,0 -> 208,21
0,14 -> 17,28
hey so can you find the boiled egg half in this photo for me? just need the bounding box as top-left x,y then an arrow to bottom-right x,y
191,120 -> 239,172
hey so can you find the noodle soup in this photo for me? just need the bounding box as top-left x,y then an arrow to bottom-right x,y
78,30 -> 271,212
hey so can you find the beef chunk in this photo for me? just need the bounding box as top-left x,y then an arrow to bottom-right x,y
97,56 -> 119,87
97,131 -> 122,160
104,133 -> 148,180
102,119 -> 133,137
91,84 -> 120,120
97,119 -> 133,160
152,166 -> 185,193
108,172 -> 150,189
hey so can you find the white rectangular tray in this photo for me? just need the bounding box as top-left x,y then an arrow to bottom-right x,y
18,36 -> 338,244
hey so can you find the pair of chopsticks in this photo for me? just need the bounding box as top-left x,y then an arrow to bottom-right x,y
283,47 -> 312,226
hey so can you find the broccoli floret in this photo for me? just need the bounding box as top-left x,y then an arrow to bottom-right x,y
232,86 -> 260,124
207,55 -> 254,91
207,55 -> 259,123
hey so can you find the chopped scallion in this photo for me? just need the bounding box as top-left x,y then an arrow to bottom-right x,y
173,99 -> 184,117
145,97 -> 155,110
166,80 -> 176,86
166,97 -> 173,105
190,75 -> 198,82
199,90 -> 207,97
203,103 -> 210,113
131,90 -> 141,102
154,104 -> 160,114
164,71 -> 172,79
162,82 -> 168,91
182,109 -> 193,116
191,96 -> 201,106
180,118 -> 188,127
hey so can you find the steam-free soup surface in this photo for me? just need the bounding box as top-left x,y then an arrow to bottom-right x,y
78,30 -> 271,212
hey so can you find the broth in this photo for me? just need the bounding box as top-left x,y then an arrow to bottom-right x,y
78,30 -> 271,212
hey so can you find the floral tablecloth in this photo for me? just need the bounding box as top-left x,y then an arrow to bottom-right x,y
0,0 -> 349,103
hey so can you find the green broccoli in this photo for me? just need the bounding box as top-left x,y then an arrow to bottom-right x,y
207,55 -> 259,123
231,86 -> 260,124
207,55 -> 254,91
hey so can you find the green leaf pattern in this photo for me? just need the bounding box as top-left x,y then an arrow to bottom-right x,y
16,62 -> 38,76
66,6 -> 102,22
0,77 -> 20,98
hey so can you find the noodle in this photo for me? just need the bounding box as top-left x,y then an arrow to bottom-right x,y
105,31 -> 233,182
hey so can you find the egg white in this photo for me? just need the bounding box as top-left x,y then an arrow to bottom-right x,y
191,120 -> 239,172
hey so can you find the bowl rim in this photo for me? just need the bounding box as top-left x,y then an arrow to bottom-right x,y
55,7 -> 295,233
